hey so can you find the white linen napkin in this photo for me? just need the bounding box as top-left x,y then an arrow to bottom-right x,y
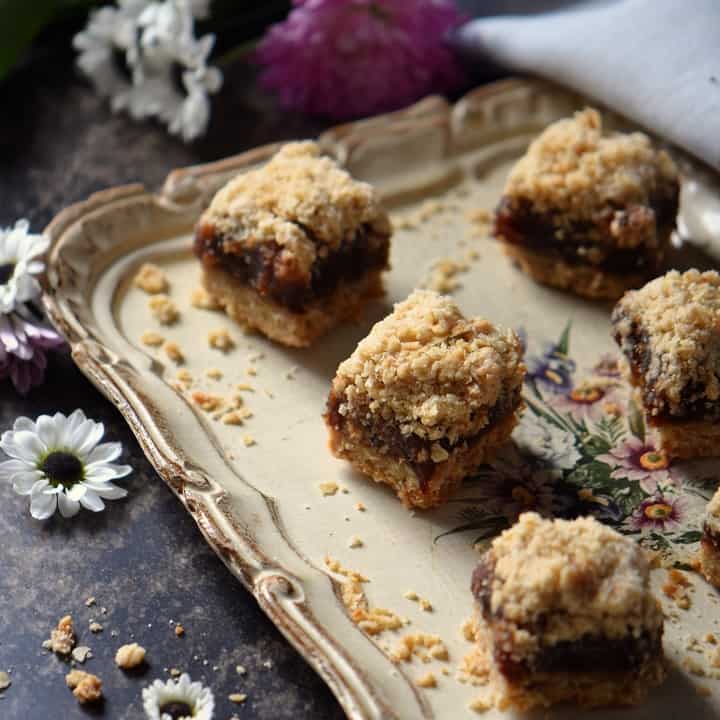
453,0 -> 720,171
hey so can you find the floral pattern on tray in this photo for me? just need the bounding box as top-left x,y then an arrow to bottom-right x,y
438,322 -> 718,567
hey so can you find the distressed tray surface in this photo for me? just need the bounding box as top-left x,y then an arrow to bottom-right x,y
44,79 -> 720,719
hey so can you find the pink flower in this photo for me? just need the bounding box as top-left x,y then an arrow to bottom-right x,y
597,436 -> 679,495
549,379 -> 625,424
627,494 -> 686,533
0,306 -> 65,395
256,0 -> 466,119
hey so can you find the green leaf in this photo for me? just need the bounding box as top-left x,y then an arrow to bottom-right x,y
565,460 -> 614,492
556,320 -> 572,356
671,530 -> 703,545
628,397 -> 646,443
583,434 -> 612,457
614,482 -> 647,517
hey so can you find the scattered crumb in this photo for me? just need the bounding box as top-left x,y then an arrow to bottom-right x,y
115,642 -> 146,670
390,634 -> 449,664
348,535 -> 364,549
403,591 -> 419,602
163,340 -> 184,364
221,410 -> 246,426
134,263 -> 168,294
318,481 -> 339,497
149,294 -> 179,325
415,672 -> 437,689
175,624 -> 185,637
662,569 -> 693,609
208,328 -> 235,352
469,697 -> 491,713
205,367 -> 223,380
264,389 -> 274,399
422,258 -> 469,294
191,391 -> 224,412
236,382 -> 254,392
47,615 -> 75,656
465,208 -> 491,226
89,622 -> 104,633
246,366 -> 257,377
684,655 -> 706,676
0,671 -> 10,691
190,286 -> 221,310
706,633 -> 718,645
85,597 -> 96,607
169,668 -> 181,678
229,693 -> 247,703
71,646 -> 93,664
242,434 -> 256,447
262,660 -> 273,670
285,366 -> 299,380
175,368 -> 193,387
66,670 -> 102,704
140,330 -> 165,347
236,665 -> 246,675
710,646 -> 720,668
356,502 -> 366,512
249,352 -> 264,362
420,599 -> 433,613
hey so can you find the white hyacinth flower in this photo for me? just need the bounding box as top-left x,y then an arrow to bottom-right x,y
0,410 -> 131,520
74,0 -> 222,142
0,220 -> 49,315
142,673 -> 215,720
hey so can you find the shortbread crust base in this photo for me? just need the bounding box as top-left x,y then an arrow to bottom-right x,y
653,418 -> 720,460
500,243 -> 649,301
325,410 -> 519,509
201,265 -> 384,348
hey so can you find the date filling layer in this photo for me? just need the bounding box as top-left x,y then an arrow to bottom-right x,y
495,194 -> 678,275
471,558 -> 661,682
194,221 -> 389,313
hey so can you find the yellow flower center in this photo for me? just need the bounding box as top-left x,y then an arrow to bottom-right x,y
639,450 -> 669,471
569,386 -> 604,404
644,503 -> 673,520
511,486 -> 535,506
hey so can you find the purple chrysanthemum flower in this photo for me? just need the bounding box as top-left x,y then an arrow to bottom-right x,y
0,305 -> 65,395
627,494 -> 686,533
256,0 -> 467,119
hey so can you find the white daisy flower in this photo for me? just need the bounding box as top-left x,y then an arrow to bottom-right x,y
515,416 -> 581,471
142,673 -> 215,720
0,410 -> 131,520
74,0 -> 222,142
0,219 -> 49,314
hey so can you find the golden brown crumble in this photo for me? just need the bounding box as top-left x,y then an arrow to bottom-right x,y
355,502 -> 366,512
190,286 -> 221,310
236,382 -> 254,392
331,290 -> 525,444
163,341 -> 184,364
505,108 -> 678,229
613,270 -> 720,413
662,568 -> 693,610
707,486 -> 720,535
468,697 -> 491,713
175,624 -> 185,637
202,141 -> 391,278
115,642 -> 146,669
415,672 -> 437,688
229,693 -> 248,703
422,259 -> 469,294
208,328 -> 235,352
133,263 -> 168,294
48,615 -> 75,656
148,294 -> 179,325
390,634 -> 449,664
175,368 -> 193,387
89,622 -> 103,633
205,367 -> 223,380
318,481 -> 339,496
0,671 -> 10,691
140,330 -> 165,347
191,391 -> 224,412
348,535 -> 363,549
66,670 -> 102,704
485,512 -> 662,648
242,435 -> 256,447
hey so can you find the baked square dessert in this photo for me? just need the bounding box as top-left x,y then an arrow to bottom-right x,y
194,141 -> 392,347
324,290 -> 525,509
700,487 -> 720,588
612,269 -> 720,459
471,512 -> 665,711
494,108 -> 679,300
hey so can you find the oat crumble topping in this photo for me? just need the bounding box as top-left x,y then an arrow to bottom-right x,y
505,108 -> 678,229
613,270 -> 720,413
191,391 -> 224,412
115,642 -> 146,669
148,294 -> 179,325
163,341 -> 184,364
208,328 -> 235,351
48,615 -> 76,656
202,142 -> 391,278
318,481 -> 339,496
134,263 -> 169,294
190,285 -> 221,310
140,330 -> 165,347
66,670 -> 102,704
415,671 -> 437,688
331,290 -> 525,444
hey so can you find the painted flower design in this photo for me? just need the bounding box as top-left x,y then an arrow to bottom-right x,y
627,494 -> 686,532
514,415 -> 581,470
0,411 -> 131,519
526,341 -> 576,394
142,673 -> 214,720
256,0 -> 466,119
592,353 -> 622,378
549,379 -> 625,424
0,219 -> 49,314
0,306 -> 65,395
598,436 -> 679,494
74,0 -> 222,142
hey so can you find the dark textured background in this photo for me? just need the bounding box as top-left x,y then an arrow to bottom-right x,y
0,47 -> 350,720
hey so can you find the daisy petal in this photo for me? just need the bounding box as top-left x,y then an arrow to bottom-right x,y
30,491 -> 57,520
88,482 -> 127,500
85,441 -> 122,465
65,484 -> 87,502
35,414 -> 60,449
79,491 -> 105,512
58,494 -> 80,518
0,458 -> 30,481
13,430 -> 46,460
85,464 -> 131,482
12,470 -> 42,494
13,416 -> 36,433
73,420 -> 105,456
